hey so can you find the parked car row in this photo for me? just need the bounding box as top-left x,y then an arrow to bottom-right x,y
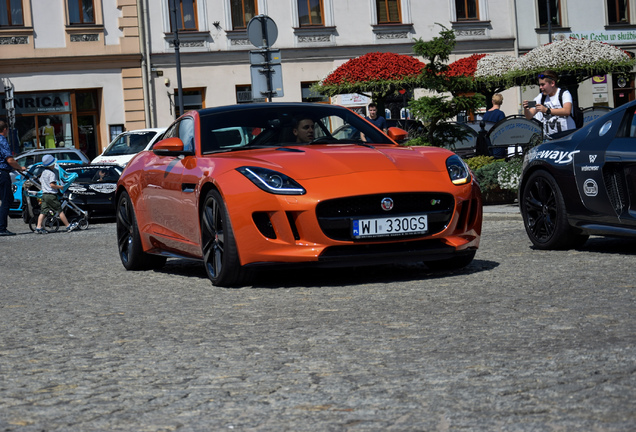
8,128 -> 166,219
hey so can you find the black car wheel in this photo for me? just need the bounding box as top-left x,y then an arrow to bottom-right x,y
201,190 -> 249,287
116,191 -> 166,270
521,170 -> 588,250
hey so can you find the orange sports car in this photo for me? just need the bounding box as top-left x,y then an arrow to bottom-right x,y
116,103 -> 482,287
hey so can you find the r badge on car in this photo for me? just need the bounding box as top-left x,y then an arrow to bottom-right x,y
381,197 -> 394,211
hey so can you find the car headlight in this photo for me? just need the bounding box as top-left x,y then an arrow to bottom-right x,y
446,154 -> 471,185
11,184 -> 17,194
237,166 -> 306,195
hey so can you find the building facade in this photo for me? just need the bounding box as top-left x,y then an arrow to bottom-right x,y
516,0 -> 636,108
146,0 -> 517,127
0,0 -> 146,159
3,1 -> 636,159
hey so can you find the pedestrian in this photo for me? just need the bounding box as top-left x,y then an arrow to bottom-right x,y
523,70 -> 575,139
35,154 -> 78,234
365,103 -> 388,133
0,120 -> 27,236
482,93 -> 505,124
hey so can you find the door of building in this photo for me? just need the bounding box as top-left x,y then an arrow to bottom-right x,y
77,115 -> 97,160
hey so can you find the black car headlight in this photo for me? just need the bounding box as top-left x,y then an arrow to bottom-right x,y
237,166 -> 306,195
446,154 -> 471,185
11,184 -> 17,194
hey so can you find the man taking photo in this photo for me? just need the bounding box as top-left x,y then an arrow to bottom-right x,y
523,70 -> 575,140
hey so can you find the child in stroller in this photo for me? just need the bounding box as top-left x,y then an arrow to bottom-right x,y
23,155 -> 89,234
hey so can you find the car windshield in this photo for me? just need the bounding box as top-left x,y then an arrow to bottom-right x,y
198,105 -> 390,154
66,166 -> 122,183
103,131 -> 159,156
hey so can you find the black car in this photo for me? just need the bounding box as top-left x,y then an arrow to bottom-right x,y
64,164 -> 123,219
519,100 -> 636,249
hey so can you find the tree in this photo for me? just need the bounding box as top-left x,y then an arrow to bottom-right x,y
409,25 -> 485,147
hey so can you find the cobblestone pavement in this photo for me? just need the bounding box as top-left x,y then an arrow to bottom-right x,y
1,209 -> 635,431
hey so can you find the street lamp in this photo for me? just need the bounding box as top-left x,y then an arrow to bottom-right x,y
169,0 -> 184,116
547,0 -> 552,43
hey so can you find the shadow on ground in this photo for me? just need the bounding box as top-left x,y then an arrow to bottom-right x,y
155,258 -> 500,288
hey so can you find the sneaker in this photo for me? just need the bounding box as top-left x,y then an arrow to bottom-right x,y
0,229 -> 16,236
35,228 -> 48,235
66,222 -> 79,232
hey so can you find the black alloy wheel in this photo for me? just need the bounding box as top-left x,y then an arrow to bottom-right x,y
521,170 -> 588,250
116,191 -> 166,270
201,190 -> 248,287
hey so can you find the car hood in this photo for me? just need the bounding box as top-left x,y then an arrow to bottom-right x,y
219,145 -> 449,180
91,154 -> 132,166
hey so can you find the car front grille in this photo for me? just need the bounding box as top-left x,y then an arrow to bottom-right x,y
316,192 -> 455,241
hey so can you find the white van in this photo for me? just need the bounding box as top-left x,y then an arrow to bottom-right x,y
91,128 -> 166,167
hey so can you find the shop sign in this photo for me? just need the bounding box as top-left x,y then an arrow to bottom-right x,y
340,93 -> 370,106
566,30 -> 636,44
0,92 -> 71,115
592,75 -> 608,93
593,93 -> 609,103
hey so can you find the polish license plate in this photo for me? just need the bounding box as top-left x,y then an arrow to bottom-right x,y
352,214 -> 428,239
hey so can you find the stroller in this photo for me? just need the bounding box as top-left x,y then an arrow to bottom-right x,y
21,162 -> 89,233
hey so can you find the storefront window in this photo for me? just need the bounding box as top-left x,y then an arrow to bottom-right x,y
0,92 -> 74,153
16,114 -> 73,152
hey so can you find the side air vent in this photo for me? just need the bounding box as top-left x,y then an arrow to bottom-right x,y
253,212 -> 276,239
603,165 -> 628,214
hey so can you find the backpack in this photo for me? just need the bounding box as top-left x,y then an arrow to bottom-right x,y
541,89 -> 584,129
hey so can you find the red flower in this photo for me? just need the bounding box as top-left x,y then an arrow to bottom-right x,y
445,54 -> 487,77
321,52 -> 426,86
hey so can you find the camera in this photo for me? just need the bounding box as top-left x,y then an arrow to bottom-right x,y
526,101 -> 536,108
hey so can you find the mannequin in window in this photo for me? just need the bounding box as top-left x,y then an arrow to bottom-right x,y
42,118 -> 56,149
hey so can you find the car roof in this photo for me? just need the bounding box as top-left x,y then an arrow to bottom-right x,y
118,128 -> 167,134
17,147 -> 86,156
193,102 -> 350,117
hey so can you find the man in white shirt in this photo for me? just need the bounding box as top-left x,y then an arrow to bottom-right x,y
523,70 -> 575,139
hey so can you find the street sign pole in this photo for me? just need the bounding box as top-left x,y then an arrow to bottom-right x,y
259,16 -> 273,102
247,15 -> 283,102
170,0 -> 184,116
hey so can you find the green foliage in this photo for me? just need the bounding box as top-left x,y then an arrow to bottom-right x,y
471,156 -> 523,194
474,160 -> 508,191
465,156 -> 497,172
410,25 -> 486,147
412,25 -> 455,69
403,136 -> 432,147
429,122 -> 472,149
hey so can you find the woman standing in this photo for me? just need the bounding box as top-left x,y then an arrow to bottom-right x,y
482,93 -> 505,124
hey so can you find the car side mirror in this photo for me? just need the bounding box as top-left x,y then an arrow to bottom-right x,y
153,137 -> 190,156
387,127 -> 408,142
